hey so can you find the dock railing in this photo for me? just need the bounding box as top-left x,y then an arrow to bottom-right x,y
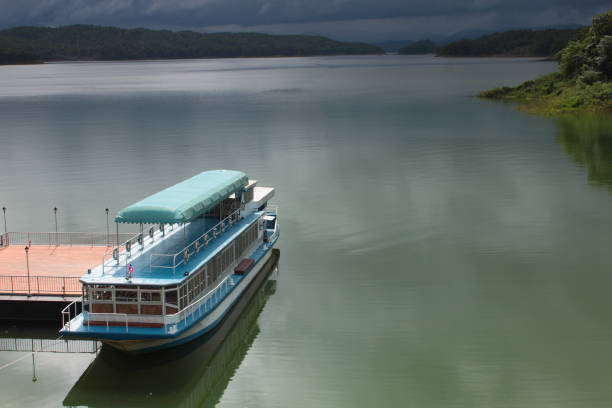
0,275 -> 81,296
150,209 -> 241,274
2,231 -> 134,247
0,337 -> 100,353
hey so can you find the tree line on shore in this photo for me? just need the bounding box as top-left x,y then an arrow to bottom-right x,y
0,25 -> 383,64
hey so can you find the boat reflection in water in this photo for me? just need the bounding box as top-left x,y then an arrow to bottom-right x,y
63,250 -> 279,407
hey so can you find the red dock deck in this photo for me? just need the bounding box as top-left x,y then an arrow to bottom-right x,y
0,245 -> 108,296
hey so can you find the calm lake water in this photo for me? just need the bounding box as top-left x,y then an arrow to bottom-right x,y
1,55 -> 612,407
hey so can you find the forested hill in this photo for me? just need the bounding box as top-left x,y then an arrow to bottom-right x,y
0,25 -> 383,64
397,40 -> 438,55
478,10 -> 612,115
435,28 -> 581,57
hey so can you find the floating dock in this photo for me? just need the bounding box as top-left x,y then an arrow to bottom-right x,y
0,231 -> 132,321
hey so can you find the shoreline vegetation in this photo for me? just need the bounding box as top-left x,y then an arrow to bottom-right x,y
0,25 -> 383,65
478,10 -> 612,115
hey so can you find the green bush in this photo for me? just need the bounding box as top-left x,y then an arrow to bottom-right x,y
560,40 -> 587,77
580,70 -> 602,85
596,35 -> 612,78
592,11 -> 612,38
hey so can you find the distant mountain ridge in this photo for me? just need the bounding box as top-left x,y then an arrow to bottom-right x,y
372,40 -> 414,53
437,28 -> 581,57
0,25 -> 383,64
396,27 -> 582,57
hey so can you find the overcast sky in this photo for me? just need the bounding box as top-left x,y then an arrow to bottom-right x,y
0,0 -> 609,42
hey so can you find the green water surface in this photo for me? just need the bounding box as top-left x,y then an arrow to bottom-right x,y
0,55 -> 611,407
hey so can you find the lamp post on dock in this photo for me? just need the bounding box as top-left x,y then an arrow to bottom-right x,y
106,208 -> 110,247
54,207 -> 58,246
2,206 -> 6,235
25,246 -> 31,297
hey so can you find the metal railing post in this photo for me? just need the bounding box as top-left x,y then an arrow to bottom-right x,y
2,207 -> 6,238
106,208 -> 110,247
25,246 -> 31,297
54,207 -> 58,247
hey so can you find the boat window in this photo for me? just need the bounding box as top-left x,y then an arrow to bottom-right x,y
165,288 -> 177,305
236,221 -> 259,257
140,291 -> 161,303
187,280 -> 195,303
243,187 -> 254,203
179,285 -> 189,309
92,288 -> 113,301
116,289 -> 137,302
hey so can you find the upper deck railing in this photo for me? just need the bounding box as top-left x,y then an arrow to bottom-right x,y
100,222 -> 181,275
98,205 -> 277,276
150,208 -> 242,275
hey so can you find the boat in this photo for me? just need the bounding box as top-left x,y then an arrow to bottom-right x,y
59,169 -> 279,353
63,256 -> 279,407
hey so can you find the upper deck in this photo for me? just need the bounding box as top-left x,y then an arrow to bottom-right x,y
83,210 -> 264,287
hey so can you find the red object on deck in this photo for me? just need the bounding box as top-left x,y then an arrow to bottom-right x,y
234,258 -> 254,275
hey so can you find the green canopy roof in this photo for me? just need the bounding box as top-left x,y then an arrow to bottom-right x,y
115,170 -> 248,224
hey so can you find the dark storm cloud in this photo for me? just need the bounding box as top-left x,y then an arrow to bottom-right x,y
0,0 -> 609,40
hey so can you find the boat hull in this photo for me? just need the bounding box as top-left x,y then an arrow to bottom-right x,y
103,244 -> 277,353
